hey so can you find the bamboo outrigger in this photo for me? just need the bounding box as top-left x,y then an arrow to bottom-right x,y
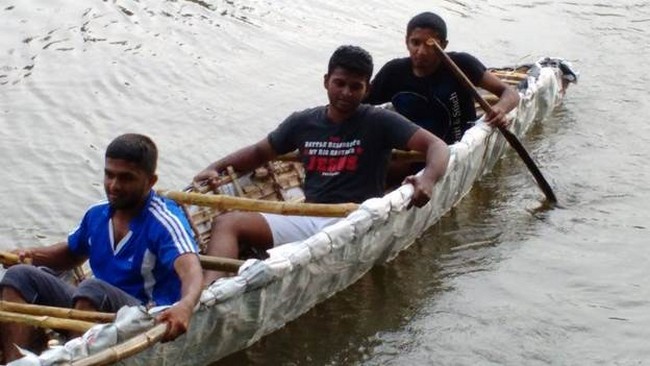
1,57 -> 577,366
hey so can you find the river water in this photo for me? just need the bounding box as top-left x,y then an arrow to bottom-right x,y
1,0 -> 649,365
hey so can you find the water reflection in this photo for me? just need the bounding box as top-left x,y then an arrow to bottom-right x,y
0,0 -> 264,88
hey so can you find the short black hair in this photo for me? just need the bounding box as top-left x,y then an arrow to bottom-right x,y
327,45 -> 374,81
406,12 -> 447,40
105,133 -> 158,175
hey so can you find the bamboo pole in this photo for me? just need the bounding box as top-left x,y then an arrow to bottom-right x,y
389,150 -> 425,162
490,70 -> 528,80
158,190 -> 358,218
0,310 -> 96,333
501,78 -> 523,85
0,251 -> 29,266
483,94 -> 499,104
0,251 -> 88,286
72,322 -> 168,366
0,301 -> 114,323
199,255 -> 244,273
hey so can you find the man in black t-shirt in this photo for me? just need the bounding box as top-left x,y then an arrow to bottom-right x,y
194,45 -> 449,285
365,12 -> 520,144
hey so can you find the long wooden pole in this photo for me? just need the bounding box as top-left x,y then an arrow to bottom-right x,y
0,310 -> 96,333
0,301 -> 114,323
199,255 -> 244,273
427,39 -> 558,204
158,190 -> 359,217
1,248 -> 241,276
72,323 -> 168,366
0,251 -> 26,266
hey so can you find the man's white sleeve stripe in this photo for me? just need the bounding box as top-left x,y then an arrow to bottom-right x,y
150,197 -> 195,253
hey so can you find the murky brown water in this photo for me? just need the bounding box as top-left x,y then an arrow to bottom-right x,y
2,1 -> 649,365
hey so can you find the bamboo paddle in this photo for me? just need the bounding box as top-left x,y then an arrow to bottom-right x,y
0,251 -> 244,272
0,310 -> 96,333
158,190 -> 359,217
71,322 -> 168,366
427,39 -> 558,204
1,249 -> 242,277
0,301 -> 114,323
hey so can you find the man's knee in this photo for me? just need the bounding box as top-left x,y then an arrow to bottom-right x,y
214,212 -> 270,239
0,265 -> 74,306
2,264 -> 43,282
1,265 -> 50,303
74,278 -> 139,312
211,212 -> 243,232
74,278 -> 107,309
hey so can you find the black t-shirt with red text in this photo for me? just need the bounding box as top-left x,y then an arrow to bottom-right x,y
268,104 -> 419,204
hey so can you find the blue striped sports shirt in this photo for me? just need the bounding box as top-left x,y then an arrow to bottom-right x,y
68,190 -> 198,306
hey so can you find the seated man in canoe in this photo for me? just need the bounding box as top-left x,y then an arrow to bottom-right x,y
194,45 -> 450,285
366,11 -> 520,140
0,134 -> 203,363
364,12 -> 520,184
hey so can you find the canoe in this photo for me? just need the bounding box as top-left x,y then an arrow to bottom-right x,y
5,57 -> 578,366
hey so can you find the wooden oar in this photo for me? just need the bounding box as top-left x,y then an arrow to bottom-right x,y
427,39 -> 558,204
72,322 -> 168,366
158,190 -> 359,217
0,310 -> 96,333
1,248 -> 241,277
0,301 -> 114,323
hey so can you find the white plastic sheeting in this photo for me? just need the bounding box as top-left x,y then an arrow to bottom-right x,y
10,58 -> 576,366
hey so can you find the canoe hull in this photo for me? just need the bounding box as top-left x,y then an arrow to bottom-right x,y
122,61 -> 571,366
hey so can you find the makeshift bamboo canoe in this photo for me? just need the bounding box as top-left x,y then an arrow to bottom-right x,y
3,57 -> 578,366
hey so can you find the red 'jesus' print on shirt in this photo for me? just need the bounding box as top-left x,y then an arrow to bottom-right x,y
303,137 -> 363,176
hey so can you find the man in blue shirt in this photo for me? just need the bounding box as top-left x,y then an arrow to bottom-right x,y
0,134 -> 203,363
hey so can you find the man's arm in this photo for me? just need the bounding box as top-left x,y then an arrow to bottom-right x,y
13,242 -> 86,271
193,138 -> 277,185
477,71 -> 520,127
155,253 -> 203,342
402,129 -> 450,208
